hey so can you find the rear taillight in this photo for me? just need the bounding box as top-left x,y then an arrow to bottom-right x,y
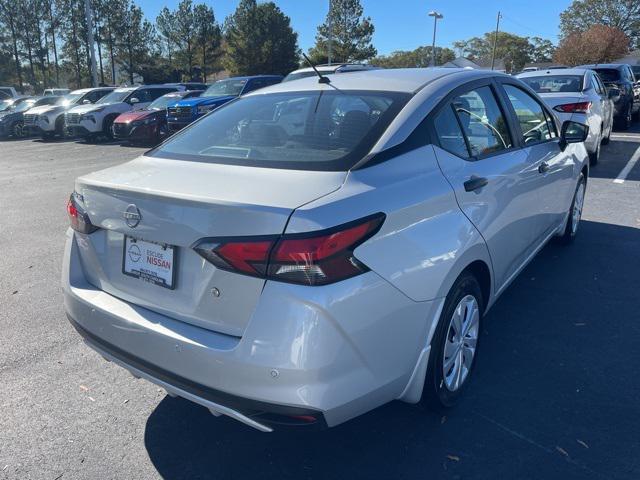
193,213 -> 385,286
554,101 -> 591,113
67,192 -> 98,234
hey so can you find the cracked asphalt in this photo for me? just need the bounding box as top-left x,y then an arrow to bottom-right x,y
1,127 -> 639,479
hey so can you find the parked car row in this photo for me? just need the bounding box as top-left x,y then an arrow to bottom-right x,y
516,63 -> 640,165
0,64 -> 384,144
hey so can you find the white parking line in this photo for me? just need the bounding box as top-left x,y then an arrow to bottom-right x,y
613,145 -> 640,184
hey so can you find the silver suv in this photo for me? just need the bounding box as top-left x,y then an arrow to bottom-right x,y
63,68 -> 589,431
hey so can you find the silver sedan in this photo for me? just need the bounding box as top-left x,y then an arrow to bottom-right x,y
517,68 -> 616,165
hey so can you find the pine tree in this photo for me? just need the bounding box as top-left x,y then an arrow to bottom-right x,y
223,0 -> 298,76
308,0 -> 376,64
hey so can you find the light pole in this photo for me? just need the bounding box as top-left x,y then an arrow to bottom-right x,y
428,11 -> 443,67
327,0 -> 333,65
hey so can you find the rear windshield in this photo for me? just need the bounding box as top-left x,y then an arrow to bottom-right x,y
202,79 -> 247,98
521,75 -> 583,93
593,69 -> 620,82
149,90 -> 410,171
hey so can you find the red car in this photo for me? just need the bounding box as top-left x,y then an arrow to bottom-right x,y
112,90 -> 203,145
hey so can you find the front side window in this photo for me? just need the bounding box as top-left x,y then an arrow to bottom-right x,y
504,85 -> 555,144
149,90 -> 410,171
452,86 -> 512,157
433,105 -> 470,159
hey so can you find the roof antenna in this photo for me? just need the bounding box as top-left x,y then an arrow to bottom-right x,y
302,53 -> 331,84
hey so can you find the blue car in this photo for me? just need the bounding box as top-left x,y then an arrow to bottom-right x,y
167,75 -> 282,133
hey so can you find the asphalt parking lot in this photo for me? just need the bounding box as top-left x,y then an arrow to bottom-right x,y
1,129 -> 639,480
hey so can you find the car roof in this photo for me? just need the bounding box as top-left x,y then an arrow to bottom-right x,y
579,64 -> 627,69
289,64 -> 376,74
517,68 -> 590,78
249,67 -> 506,94
215,75 -> 283,82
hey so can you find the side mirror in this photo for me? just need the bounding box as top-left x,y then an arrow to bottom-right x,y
608,87 -> 621,99
129,97 -> 139,104
82,99 -> 91,104
560,120 -> 589,150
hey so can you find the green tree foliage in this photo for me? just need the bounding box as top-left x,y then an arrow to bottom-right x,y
560,0 -> 640,48
193,4 -> 222,82
223,0 -> 299,76
308,0 -> 376,64
372,46 -> 455,68
115,2 -> 156,85
453,31 -> 536,72
530,37 -> 556,63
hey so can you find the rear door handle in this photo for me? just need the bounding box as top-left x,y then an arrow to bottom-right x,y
538,162 -> 550,174
464,176 -> 489,192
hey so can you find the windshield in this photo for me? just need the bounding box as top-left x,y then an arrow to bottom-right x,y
148,94 -> 184,110
202,79 -> 247,98
593,69 -> 620,82
0,100 -> 12,111
96,90 -> 131,104
149,90 -> 410,171
521,75 -> 583,93
282,71 -> 318,82
15,100 -> 37,112
58,93 -> 84,106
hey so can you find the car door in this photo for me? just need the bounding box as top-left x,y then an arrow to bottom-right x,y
431,80 -> 544,291
499,81 -> 575,240
592,73 -> 613,134
588,72 -> 609,137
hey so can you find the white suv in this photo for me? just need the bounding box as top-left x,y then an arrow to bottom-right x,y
65,85 -> 181,141
23,87 -> 114,140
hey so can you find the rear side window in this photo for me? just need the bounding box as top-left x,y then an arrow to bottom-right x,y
452,86 -> 512,157
594,69 -> 620,82
149,90 -> 410,171
503,85 -> 556,144
433,105 -> 470,158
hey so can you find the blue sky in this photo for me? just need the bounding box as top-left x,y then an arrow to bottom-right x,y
138,0 -> 573,55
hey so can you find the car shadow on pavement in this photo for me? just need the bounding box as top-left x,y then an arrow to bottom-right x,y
144,220 -> 640,480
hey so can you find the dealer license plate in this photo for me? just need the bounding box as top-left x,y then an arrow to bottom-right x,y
122,236 -> 176,289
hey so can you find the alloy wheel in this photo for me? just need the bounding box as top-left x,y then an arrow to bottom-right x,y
442,294 -> 480,392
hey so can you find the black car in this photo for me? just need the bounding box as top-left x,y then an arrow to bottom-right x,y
0,96 -> 60,138
579,63 -> 639,129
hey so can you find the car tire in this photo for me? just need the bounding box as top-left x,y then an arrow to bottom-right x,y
560,173 -> 586,245
601,124 -> 611,145
422,272 -> 483,409
588,140 -> 600,166
617,102 -> 632,130
102,115 -> 116,141
12,121 -> 23,138
54,116 -> 65,138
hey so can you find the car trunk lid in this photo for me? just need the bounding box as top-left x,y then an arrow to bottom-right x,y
74,155 -> 346,337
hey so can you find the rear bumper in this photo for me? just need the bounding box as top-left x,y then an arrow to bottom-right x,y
62,229 -> 436,430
